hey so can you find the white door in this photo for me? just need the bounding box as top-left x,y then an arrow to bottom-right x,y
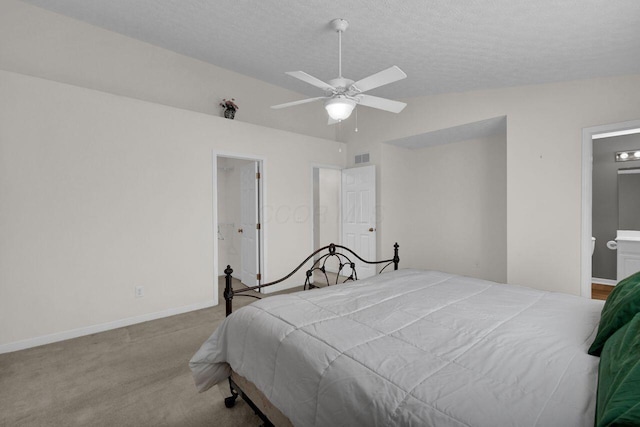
240,161 -> 260,286
342,165 -> 376,279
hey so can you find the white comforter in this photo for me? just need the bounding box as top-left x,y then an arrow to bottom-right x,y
190,269 -> 603,427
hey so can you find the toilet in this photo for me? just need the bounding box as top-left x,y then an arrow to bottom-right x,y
592,237 -> 596,256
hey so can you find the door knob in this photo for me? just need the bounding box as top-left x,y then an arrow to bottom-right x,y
368,227 -> 376,232
238,228 -> 243,233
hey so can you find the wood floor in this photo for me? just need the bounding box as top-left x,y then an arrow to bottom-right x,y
592,283 -> 614,300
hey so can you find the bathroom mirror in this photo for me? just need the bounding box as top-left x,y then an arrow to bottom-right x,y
618,168 -> 640,230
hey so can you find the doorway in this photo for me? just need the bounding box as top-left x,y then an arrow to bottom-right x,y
581,120 -> 640,297
215,155 -> 264,292
311,164 -> 377,280
341,165 -> 377,279
312,166 -> 342,254
592,135 -> 640,287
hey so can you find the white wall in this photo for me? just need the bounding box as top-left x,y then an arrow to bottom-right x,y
380,135 -> 507,283
3,0 -> 640,351
347,73 -> 640,295
0,0 -> 334,141
0,70 -> 346,351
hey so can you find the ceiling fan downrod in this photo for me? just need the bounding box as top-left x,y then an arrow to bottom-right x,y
331,18 -> 349,79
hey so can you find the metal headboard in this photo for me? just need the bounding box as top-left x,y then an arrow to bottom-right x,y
224,242 -> 399,316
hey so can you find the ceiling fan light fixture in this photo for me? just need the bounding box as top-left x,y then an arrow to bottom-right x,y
325,97 -> 356,121
271,18 -> 407,123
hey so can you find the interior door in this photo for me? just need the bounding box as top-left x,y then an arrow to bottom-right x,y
342,165 -> 376,279
240,161 -> 259,286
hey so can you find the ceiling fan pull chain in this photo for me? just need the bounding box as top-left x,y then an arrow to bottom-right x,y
355,106 -> 358,132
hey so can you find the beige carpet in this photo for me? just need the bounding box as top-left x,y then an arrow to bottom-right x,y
0,279 -> 269,427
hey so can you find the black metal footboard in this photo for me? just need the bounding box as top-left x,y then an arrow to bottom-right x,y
223,242 -> 399,316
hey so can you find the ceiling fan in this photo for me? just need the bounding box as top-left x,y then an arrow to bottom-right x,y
271,18 -> 407,123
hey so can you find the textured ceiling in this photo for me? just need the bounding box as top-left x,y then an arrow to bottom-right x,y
20,0 -> 640,100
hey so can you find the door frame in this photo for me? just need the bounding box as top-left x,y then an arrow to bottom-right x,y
581,119 -> 640,298
213,151 -> 267,304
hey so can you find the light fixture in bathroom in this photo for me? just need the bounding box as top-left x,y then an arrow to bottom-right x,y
615,149 -> 640,162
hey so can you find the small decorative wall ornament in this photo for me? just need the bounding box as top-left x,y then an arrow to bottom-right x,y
220,98 -> 239,119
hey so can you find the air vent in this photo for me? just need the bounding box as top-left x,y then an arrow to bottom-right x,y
355,153 -> 370,164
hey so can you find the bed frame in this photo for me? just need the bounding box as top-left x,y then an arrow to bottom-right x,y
223,242 -> 400,317
221,242 -> 400,426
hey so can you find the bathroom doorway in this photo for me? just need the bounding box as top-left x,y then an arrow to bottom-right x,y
582,120 -> 640,297
592,137 -> 640,286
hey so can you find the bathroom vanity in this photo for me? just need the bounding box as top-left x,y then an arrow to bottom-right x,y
617,230 -> 640,282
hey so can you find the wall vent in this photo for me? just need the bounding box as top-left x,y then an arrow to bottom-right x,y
355,153 -> 370,164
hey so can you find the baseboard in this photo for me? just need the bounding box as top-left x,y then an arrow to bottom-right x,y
0,299 -> 216,355
592,277 -> 616,286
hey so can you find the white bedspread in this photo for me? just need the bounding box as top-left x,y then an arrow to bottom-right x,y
190,269 -> 603,427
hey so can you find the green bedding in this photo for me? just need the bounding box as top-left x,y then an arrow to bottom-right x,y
596,312 -> 640,426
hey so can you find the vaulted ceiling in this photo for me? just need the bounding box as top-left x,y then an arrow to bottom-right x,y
21,0 -> 640,100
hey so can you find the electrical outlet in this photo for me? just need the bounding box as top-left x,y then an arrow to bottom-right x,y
135,286 -> 144,298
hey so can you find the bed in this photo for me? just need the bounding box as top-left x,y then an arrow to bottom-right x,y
190,243 -> 640,427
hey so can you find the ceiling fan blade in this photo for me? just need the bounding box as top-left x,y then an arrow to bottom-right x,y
285,71 -> 336,92
350,66 -> 407,93
271,97 -> 327,109
356,94 -> 407,113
